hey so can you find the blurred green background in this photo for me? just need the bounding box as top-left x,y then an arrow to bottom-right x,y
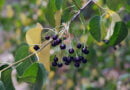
0,0 -> 130,90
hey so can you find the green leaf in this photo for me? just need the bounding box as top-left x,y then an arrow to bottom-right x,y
15,44 -> 32,76
106,0 -> 125,11
108,21 -> 128,46
1,66 -> 15,90
89,16 -> 101,42
0,81 -> 5,90
55,0 -> 63,10
0,0 -> 5,10
19,63 -> 38,83
33,63 -> 47,90
45,0 -> 56,26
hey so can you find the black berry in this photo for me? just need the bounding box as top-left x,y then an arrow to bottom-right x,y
52,62 -> 57,66
60,44 -> 66,49
68,48 -> 74,54
79,56 -> 84,60
62,56 -> 68,62
77,43 -> 82,49
57,63 -> 63,67
74,63 -> 80,67
52,35 -> 58,40
54,57 -> 58,62
82,47 -> 89,54
74,57 -> 81,62
33,45 -> 40,51
56,38 -> 62,44
45,35 -> 50,40
82,59 -> 87,63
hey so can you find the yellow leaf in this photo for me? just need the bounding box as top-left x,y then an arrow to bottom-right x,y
26,23 -> 50,72
37,41 -> 50,72
26,23 -> 43,46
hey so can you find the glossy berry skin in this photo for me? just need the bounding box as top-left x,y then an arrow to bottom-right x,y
62,56 -> 68,62
60,44 -> 66,49
82,47 -> 89,54
45,35 -> 50,40
68,48 -> 74,54
79,56 -> 84,60
74,63 -> 80,67
82,59 -> 87,63
33,45 -> 40,51
77,43 -> 82,49
52,62 -> 57,66
55,38 -> 62,44
54,57 -> 58,62
57,63 -> 63,67
74,57 -> 81,62
66,57 -> 72,63
52,35 -> 58,40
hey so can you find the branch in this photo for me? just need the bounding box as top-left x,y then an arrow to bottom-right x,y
70,0 -> 92,23
0,39 -> 53,73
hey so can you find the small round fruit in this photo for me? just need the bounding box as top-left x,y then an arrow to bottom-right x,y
77,43 -> 82,49
82,47 -> 89,54
33,45 -> 40,51
82,59 -> 87,63
57,63 -> 63,68
62,56 -> 68,62
45,35 -> 50,40
52,62 -> 57,66
60,44 -> 66,49
52,35 -> 58,40
54,57 -> 58,62
56,38 -> 62,44
68,48 -> 74,54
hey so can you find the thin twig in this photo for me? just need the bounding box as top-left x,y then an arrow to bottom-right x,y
0,39 -> 53,73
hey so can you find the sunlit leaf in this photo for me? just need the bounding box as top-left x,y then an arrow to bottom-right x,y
108,21 -> 128,46
26,23 -> 50,72
37,41 -> 50,72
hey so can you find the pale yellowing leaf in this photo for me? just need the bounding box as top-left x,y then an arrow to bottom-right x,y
26,23 -> 51,72
26,23 -> 43,46
37,41 -> 50,72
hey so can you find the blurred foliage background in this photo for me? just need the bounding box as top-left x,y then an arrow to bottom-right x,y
0,0 -> 130,90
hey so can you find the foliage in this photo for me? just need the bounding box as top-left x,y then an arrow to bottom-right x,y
0,0 -> 130,90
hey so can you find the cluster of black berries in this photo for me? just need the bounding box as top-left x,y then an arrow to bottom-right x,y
51,42 -> 89,68
45,34 -> 63,47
